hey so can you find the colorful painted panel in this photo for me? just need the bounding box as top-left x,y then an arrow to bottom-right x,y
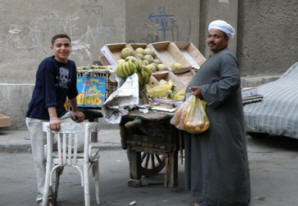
76,76 -> 106,107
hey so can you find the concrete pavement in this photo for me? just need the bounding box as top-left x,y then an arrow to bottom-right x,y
1,127 -> 298,205
0,151 -> 191,206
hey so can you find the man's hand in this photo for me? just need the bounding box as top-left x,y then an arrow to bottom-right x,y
191,86 -> 201,98
49,117 -> 61,131
71,111 -> 85,123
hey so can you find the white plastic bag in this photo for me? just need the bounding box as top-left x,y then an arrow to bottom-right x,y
171,95 -> 209,134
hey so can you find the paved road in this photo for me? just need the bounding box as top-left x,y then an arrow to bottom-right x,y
0,150 -> 190,206
1,135 -> 298,206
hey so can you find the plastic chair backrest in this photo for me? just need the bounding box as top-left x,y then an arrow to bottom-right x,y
42,122 -> 98,166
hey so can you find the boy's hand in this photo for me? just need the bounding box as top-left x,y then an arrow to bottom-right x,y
49,117 -> 61,131
71,111 -> 85,122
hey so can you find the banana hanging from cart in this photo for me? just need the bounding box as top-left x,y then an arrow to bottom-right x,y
115,55 -> 152,87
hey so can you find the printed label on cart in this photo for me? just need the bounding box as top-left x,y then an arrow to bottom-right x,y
76,76 -> 106,107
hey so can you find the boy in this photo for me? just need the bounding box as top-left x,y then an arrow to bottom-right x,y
26,34 -> 85,206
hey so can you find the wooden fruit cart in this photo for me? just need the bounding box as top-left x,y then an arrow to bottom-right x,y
120,110 -> 182,188
99,41 -> 206,189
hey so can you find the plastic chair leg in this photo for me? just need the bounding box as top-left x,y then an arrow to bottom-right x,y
42,159 -> 52,206
93,161 -> 100,205
53,166 -> 63,205
84,162 -> 90,206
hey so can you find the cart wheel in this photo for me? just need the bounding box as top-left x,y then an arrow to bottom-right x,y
140,152 -> 165,177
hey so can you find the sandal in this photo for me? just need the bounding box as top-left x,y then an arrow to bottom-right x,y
36,199 -> 42,206
36,199 -> 54,206
47,199 -> 54,206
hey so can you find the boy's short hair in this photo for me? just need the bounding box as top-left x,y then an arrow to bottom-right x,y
51,34 -> 71,45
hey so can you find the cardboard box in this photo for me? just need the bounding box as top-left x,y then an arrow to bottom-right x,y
174,42 -> 206,69
149,41 -> 191,71
0,114 -> 11,128
100,43 -> 128,67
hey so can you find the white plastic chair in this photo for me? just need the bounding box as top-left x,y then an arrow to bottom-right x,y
42,122 -> 101,206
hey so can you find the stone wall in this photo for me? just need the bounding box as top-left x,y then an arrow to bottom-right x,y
125,0 -> 200,46
1,0 -> 296,82
0,84 -> 34,129
0,0 -> 125,83
237,0 -> 298,76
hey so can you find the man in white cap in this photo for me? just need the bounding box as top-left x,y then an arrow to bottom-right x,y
183,20 -> 251,206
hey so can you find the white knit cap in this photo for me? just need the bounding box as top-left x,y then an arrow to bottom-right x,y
208,20 -> 235,38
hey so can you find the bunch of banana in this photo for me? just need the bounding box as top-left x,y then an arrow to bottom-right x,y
136,66 -> 152,87
125,56 -> 142,72
116,55 -> 152,87
172,89 -> 186,101
146,80 -> 174,98
116,57 -> 141,78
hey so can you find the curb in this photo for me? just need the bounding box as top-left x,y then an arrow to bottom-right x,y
0,144 -> 32,153
241,75 -> 279,87
0,127 -> 122,153
0,143 -> 122,153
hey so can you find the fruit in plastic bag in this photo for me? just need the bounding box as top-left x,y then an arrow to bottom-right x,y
171,95 -> 209,134
183,96 -> 209,134
170,101 -> 187,130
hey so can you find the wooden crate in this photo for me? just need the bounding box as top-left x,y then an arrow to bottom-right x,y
98,55 -> 110,66
150,71 -> 185,91
174,42 -> 206,69
120,112 -> 181,188
173,69 -> 196,87
129,43 -> 148,61
149,41 -> 191,71
129,43 -> 147,51
0,114 -> 11,128
121,115 -> 179,152
100,43 -> 128,66
129,43 -> 166,74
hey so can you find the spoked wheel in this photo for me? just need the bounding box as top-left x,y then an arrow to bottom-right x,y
139,152 -> 166,177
